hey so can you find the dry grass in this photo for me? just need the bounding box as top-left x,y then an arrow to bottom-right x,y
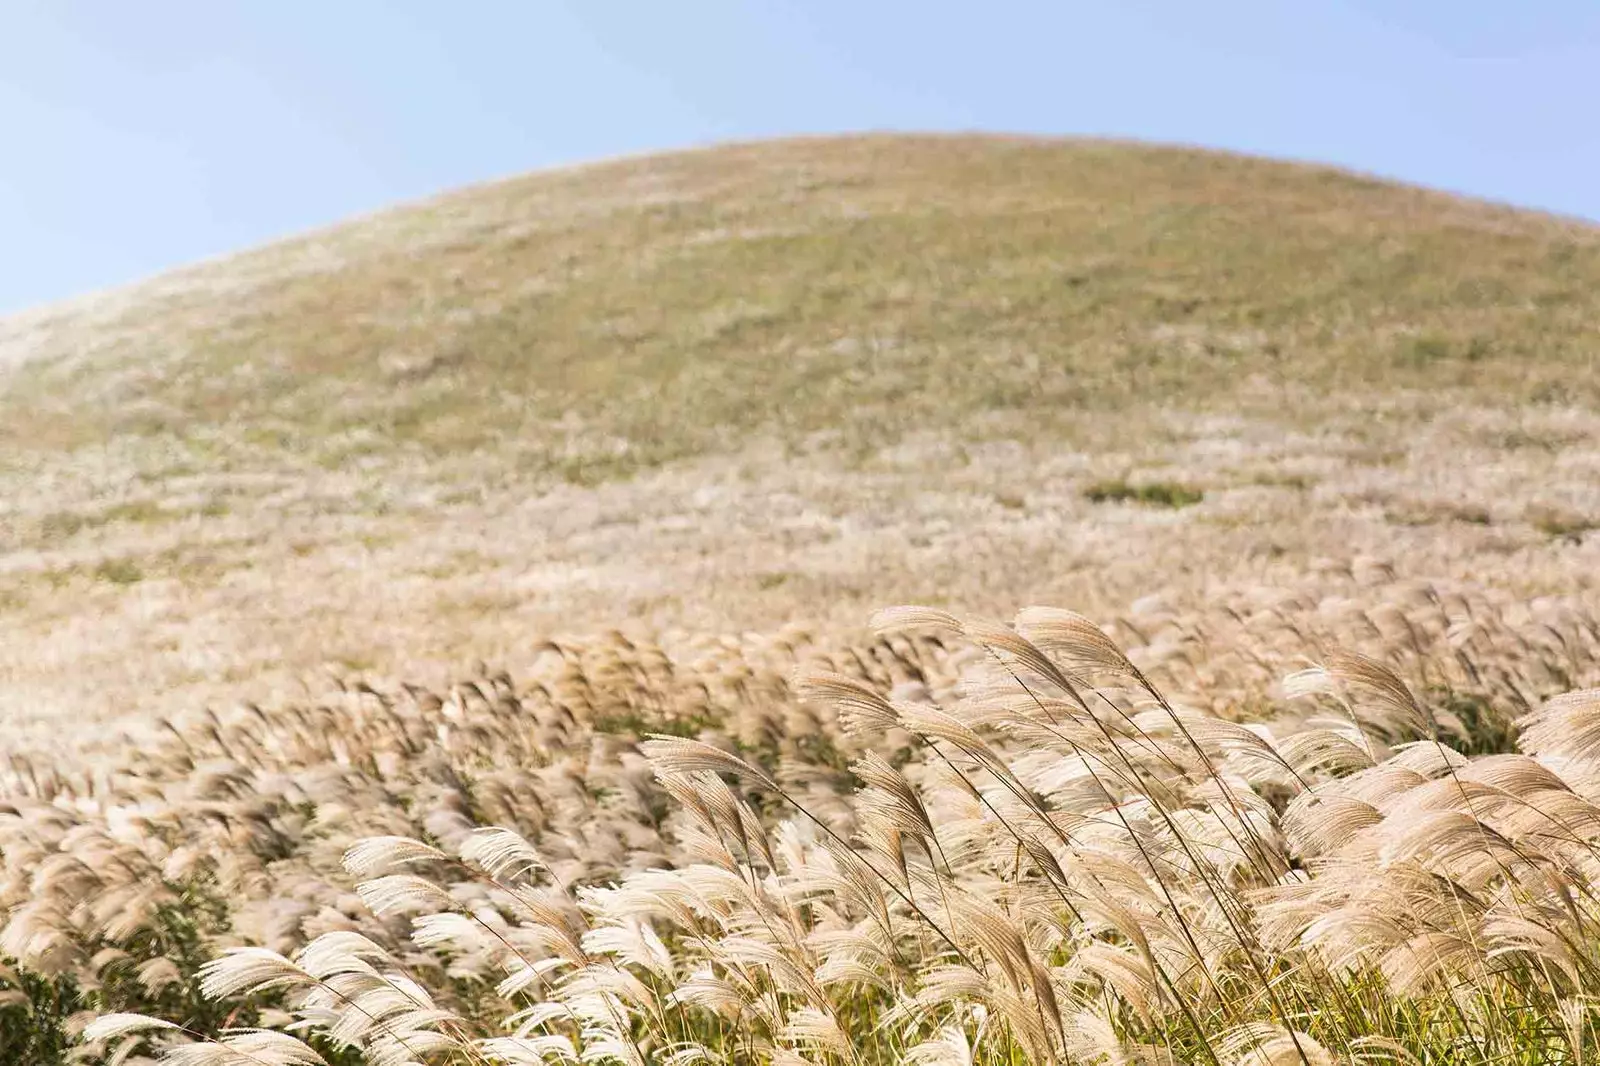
2,135 -> 1599,752
4,577 -> 1600,1063
3,134 -> 1600,1062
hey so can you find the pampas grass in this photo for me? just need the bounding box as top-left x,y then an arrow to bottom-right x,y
6,579 -> 1600,1062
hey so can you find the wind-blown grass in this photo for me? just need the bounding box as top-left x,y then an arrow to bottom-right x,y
2,573 -> 1600,1064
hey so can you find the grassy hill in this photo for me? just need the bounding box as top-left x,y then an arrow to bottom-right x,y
7,134 -> 1600,1066
1,134 -> 1598,745
5,135 -> 1598,465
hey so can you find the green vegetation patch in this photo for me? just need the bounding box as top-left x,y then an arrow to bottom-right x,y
92,557 -> 145,586
1084,478 -> 1205,508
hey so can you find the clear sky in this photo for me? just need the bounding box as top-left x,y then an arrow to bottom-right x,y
4,1 -> 1599,314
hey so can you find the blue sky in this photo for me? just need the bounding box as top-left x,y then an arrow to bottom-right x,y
4,1 -> 1598,314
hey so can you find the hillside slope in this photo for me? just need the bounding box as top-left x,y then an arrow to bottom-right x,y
1,134 -> 1598,748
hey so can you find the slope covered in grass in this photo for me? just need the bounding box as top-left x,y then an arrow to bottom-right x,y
6,134 -> 1600,1066
4,135 -> 1598,464
0,134 -> 1597,745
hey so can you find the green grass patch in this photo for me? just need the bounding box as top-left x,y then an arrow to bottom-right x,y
33,500 -> 173,547
93,557 -> 145,586
1084,478 -> 1204,509
101,499 -> 169,524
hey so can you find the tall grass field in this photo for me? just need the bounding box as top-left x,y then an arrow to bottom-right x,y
2,135 -> 1599,1063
